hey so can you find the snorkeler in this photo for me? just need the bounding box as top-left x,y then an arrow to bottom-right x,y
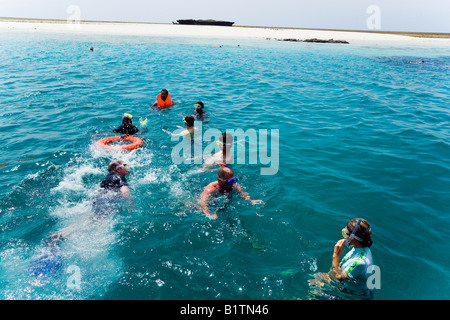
200,132 -> 233,170
186,132 -> 233,174
308,218 -> 374,299
56,160 -> 131,233
30,160 -> 133,278
92,159 -> 134,215
332,218 -> 374,280
199,164 -> 263,220
193,101 -> 208,120
152,89 -> 173,108
162,115 -> 196,138
113,113 -> 139,135
98,160 -> 131,198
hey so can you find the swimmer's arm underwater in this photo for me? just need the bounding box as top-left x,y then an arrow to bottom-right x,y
234,184 -> 264,205
187,152 -> 218,166
120,185 -> 131,198
199,182 -> 218,220
120,185 -> 136,212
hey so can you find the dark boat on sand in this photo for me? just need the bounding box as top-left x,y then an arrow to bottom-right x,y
174,19 -> 234,27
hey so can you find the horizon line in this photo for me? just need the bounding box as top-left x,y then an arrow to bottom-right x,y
1,16 -> 449,39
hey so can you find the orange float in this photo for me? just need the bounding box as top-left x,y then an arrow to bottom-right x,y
96,136 -> 143,151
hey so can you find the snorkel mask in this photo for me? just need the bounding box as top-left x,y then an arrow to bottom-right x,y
123,113 -> 133,119
216,140 -> 233,149
194,102 -> 204,114
342,218 -> 363,245
182,116 -> 193,126
224,177 -> 238,185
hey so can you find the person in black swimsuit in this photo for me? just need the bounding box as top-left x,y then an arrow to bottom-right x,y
99,160 -> 131,195
93,160 -> 133,216
40,160 -> 133,269
113,113 -> 139,135
193,101 -> 208,121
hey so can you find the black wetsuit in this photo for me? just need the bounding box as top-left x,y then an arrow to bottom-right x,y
113,125 -> 139,135
100,172 -> 128,191
193,111 -> 208,121
93,172 -> 128,215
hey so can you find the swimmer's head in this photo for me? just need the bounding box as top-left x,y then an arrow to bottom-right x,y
108,160 -> 130,175
161,89 -> 169,99
183,115 -> 195,127
218,164 -> 237,186
194,101 -> 204,111
342,218 -> 372,247
122,113 -> 133,127
218,132 -> 233,150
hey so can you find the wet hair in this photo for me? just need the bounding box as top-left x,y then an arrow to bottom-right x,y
347,218 -> 373,248
108,161 -> 122,173
184,115 -> 195,127
122,117 -> 133,127
218,166 -> 234,179
196,101 -> 204,108
161,89 -> 168,94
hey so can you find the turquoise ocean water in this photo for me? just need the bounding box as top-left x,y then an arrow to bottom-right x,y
0,30 -> 449,300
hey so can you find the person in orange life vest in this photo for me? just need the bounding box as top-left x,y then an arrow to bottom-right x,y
152,89 -> 173,108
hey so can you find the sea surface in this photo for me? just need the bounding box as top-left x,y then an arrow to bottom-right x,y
0,29 -> 449,300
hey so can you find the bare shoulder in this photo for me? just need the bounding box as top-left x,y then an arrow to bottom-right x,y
204,181 -> 219,192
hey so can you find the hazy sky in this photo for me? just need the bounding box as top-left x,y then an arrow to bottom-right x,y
1,0 -> 449,32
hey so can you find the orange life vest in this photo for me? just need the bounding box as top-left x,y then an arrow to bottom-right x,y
156,93 -> 173,108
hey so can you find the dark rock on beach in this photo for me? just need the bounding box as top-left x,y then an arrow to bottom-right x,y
274,38 -> 349,44
303,38 -> 349,44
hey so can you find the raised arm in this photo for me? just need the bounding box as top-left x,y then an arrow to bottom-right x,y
331,239 -> 349,280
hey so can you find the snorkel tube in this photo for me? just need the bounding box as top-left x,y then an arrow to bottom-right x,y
346,218 -> 363,245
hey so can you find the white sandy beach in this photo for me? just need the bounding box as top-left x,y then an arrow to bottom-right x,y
1,19 -> 450,46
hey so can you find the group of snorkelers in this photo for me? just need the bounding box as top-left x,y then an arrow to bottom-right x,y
37,89 -> 376,299
112,89 -> 263,220
109,90 -> 376,298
